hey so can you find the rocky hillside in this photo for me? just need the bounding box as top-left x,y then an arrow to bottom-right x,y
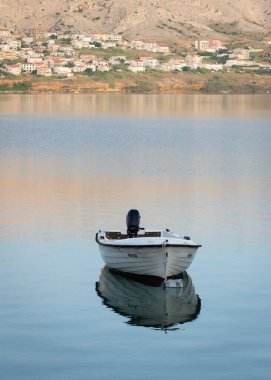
0,0 -> 270,42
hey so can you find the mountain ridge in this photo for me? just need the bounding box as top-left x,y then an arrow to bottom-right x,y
0,0 -> 270,42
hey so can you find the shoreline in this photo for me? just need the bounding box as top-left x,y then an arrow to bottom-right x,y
1,71 -> 271,95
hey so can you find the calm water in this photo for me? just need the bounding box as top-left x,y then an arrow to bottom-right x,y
1,94 -> 271,380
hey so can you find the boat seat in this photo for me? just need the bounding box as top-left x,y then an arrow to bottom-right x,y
143,231 -> 161,237
105,231 -> 161,239
105,232 -> 127,240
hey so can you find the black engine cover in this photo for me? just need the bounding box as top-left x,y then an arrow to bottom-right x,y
126,209 -> 141,237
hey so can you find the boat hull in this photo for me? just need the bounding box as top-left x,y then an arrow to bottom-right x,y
98,243 -> 198,285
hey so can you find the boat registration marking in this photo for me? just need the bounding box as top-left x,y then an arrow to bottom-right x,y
128,253 -> 138,258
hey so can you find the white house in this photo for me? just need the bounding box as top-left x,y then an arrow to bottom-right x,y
27,56 -> 44,63
21,62 -> 37,72
72,65 -> 87,73
224,59 -> 255,67
130,40 -> 144,50
140,56 -> 158,69
186,54 -> 202,69
108,34 -> 123,42
53,66 -> 74,77
156,44 -> 170,54
259,62 -> 271,70
230,49 -> 250,60
4,39 -> 21,50
200,63 -> 223,71
73,63 -> 96,73
101,41 -> 117,49
0,28 -> 11,37
95,60 -> 110,72
22,37 -> 34,46
128,59 -> 145,72
195,39 -> 223,52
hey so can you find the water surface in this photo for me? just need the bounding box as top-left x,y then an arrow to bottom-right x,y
1,94 -> 271,379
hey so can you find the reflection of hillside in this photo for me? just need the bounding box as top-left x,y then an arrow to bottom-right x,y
1,153 -> 266,240
96,267 -> 201,331
0,94 -> 271,118
1,95 -> 269,241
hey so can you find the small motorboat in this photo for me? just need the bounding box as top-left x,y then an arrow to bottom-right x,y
96,209 -> 201,286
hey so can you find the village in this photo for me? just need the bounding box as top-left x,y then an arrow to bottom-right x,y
0,27 -> 271,81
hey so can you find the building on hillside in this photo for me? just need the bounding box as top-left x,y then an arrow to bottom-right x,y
140,56 -> 159,69
130,40 -> 144,50
107,34 -> 122,42
168,59 -> 187,71
108,56 -> 127,65
195,39 -> 223,52
224,59 -> 256,67
1,51 -> 20,60
0,28 -> 11,37
230,48 -> 250,60
36,63 -> 52,76
80,54 -> 97,62
72,39 -> 89,49
90,33 -> 109,41
22,37 -> 34,46
128,59 -> 145,72
73,63 -> 96,73
200,63 -> 223,71
47,56 -> 69,67
82,36 -> 93,43
259,62 -> 271,70
95,60 -> 110,72
195,40 -> 208,50
186,54 -> 202,69
0,43 -> 10,52
5,63 -> 22,75
27,56 -> 44,63
33,46 -> 47,54
72,65 -> 86,73
2,38 -> 21,50
211,39 -> 223,50
130,40 -> 170,54
29,28 -> 50,39
21,62 -> 37,72
101,41 -> 117,49
158,62 -> 172,71
52,66 -> 74,77
156,44 -> 170,54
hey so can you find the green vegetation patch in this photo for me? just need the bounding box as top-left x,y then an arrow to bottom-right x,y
0,81 -> 31,92
79,47 -> 138,59
203,75 -> 237,93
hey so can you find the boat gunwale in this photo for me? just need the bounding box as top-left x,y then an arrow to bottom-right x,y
95,233 -> 202,249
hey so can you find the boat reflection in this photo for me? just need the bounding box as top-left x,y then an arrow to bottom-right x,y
95,266 -> 201,331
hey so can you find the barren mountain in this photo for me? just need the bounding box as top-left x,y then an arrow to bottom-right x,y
0,0 -> 270,42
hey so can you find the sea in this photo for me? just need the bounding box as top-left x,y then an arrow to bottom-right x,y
0,93 -> 271,380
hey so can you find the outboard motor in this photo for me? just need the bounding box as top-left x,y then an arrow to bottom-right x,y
126,209 -> 141,238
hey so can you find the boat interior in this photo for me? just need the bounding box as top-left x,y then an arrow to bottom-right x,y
105,231 -> 161,240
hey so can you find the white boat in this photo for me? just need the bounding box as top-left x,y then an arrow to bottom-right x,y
96,210 -> 201,285
96,266 -> 201,330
